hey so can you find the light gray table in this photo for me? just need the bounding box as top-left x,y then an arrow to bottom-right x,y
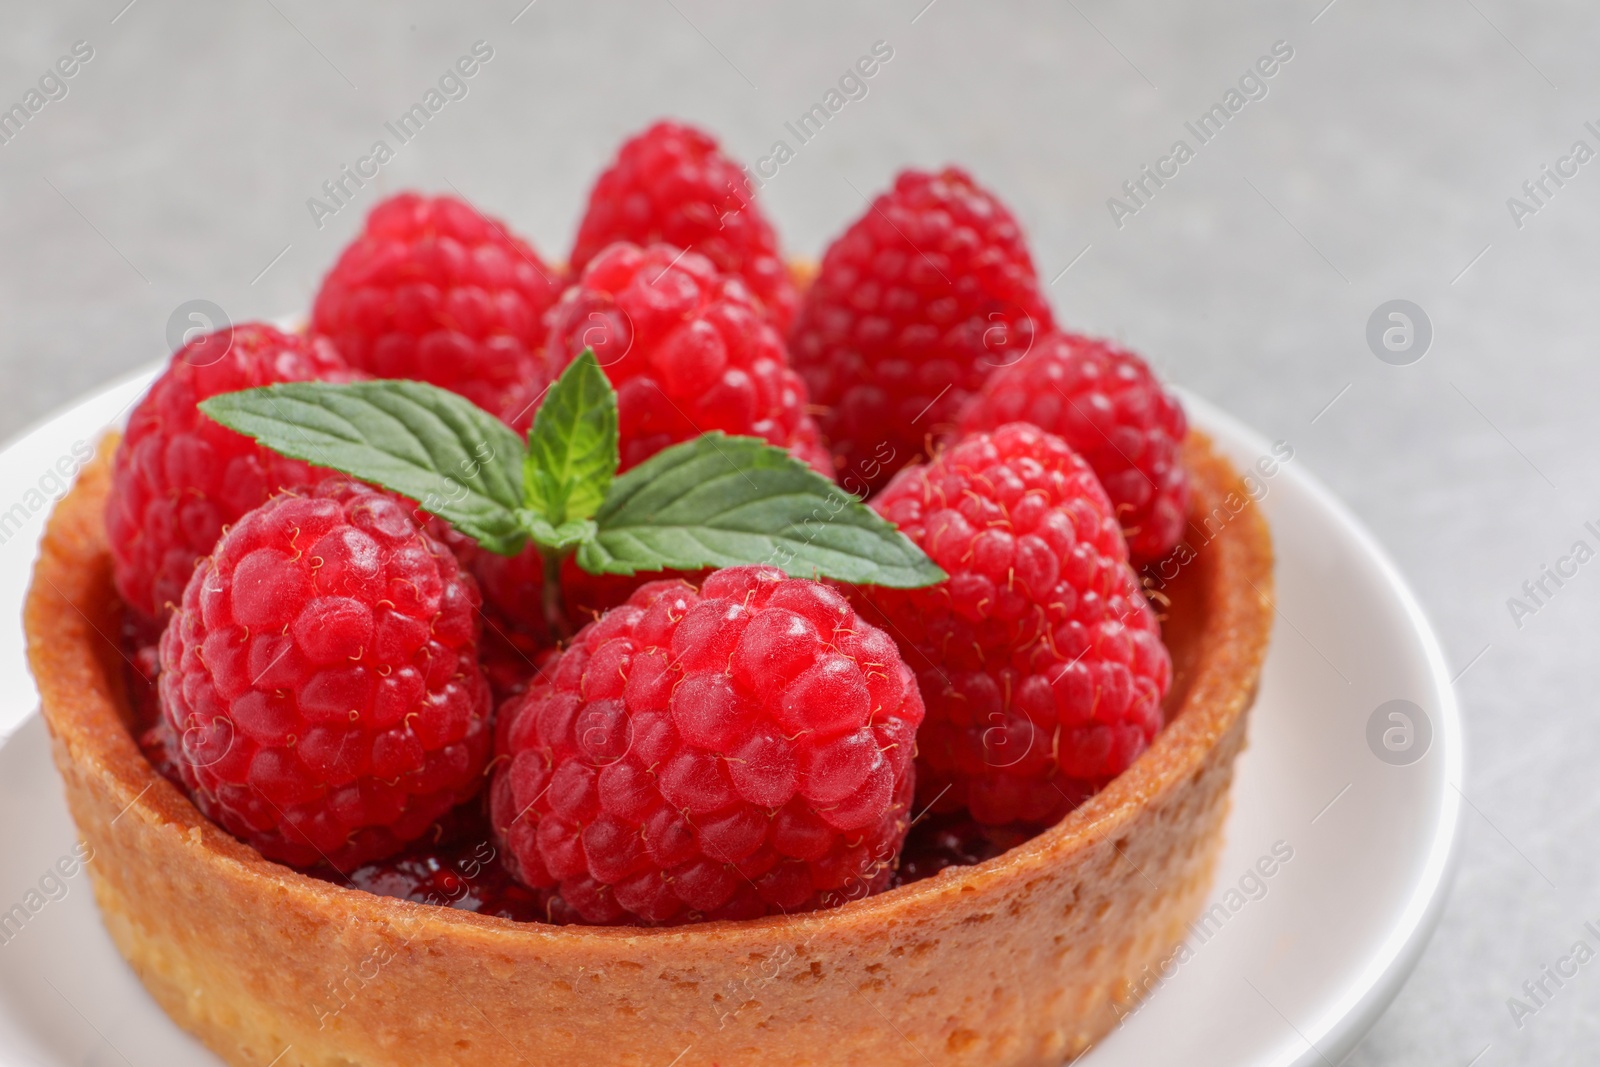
2,2 -> 1592,1063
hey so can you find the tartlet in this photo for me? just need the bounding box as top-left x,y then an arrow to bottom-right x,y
26,429 -> 1272,1067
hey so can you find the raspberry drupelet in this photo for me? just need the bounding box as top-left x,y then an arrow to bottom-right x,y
958,332 -> 1189,563
541,241 -> 830,473
155,479 -> 493,870
788,167 -> 1053,493
853,423 -> 1171,827
489,567 -> 925,925
571,120 -> 799,332
311,192 -> 564,418
107,323 -> 355,622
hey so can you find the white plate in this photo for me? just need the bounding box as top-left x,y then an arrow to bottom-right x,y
0,372 -> 1460,1067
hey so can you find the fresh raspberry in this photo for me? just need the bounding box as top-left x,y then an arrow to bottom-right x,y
571,121 -> 798,332
958,332 -> 1189,562
156,480 -> 493,870
108,324 -> 354,622
853,423 -> 1171,827
489,567 -> 924,925
541,241 -> 831,474
311,192 -> 563,416
789,167 -> 1053,493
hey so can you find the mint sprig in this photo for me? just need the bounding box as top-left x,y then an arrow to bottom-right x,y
200,350 -> 945,640
197,378 -> 529,554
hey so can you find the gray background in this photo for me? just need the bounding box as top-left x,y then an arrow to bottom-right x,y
1,0 -> 1594,1063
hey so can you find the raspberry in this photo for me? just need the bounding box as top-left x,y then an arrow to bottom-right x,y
853,423 -> 1171,827
489,567 -> 924,925
958,332 -> 1189,562
311,192 -> 563,417
789,167 -> 1052,493
541,241 -> 831,474
156,480 -> 493,869
108,324 -> 354,621
571,121 -> 798,332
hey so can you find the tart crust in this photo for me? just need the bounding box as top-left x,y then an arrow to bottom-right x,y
26,430 -> 1272,1067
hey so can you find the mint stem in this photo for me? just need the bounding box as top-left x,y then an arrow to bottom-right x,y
541,549 -> 572,644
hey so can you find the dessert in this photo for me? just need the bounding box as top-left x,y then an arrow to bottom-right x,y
24,119 -> 1273,1065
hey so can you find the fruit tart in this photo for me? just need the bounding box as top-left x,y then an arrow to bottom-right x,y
25,120 -> 1272,1066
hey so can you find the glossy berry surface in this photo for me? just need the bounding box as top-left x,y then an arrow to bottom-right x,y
157,480 -> 493,869
789,167 -> 1052,493
489,567 -> 924,925
959,332 -> 1189,562
341,813 -> 546,923
571,121 -> 798,331
854,423 -> 1171,826
541,242 -> 829,474
108,323 -> 353,622
311,192 -> 564,417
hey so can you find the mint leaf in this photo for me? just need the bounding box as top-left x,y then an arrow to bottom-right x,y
578,433 -> 945,588
524,515 -> 598,552
200,380 -> 529,555
523,349 -> 618,529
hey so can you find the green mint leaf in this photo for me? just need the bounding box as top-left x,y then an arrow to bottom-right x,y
200,380 -> 529,555
524,515 -> 598,552
523,349 -> 619,528
578,433 -> 946,588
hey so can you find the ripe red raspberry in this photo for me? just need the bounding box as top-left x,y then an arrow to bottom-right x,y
541,242 -> 830,474
108,324 -> 354,621
156,480 -> 492,870
789,167 -> 1053,493
853,423 -> 1171,827
489,567 -> 924,925
311,192 -> 563,416
958,332 -> 1189,563
571,121 -> 798,332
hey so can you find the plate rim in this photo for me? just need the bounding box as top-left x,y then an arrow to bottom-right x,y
1174,387 -> 1463,1067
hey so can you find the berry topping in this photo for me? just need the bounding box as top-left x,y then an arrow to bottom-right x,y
789,167 -> 1052,492
572,121 -> 798,331
854,423 -> 1171,826
959,332 -> 1189,562
156,479 -> 493,869
489,568 -> 925,924
343,821 -> 546,923
311,192 -> 563,417
107,323 -> 354,622
541,242 -> 829,473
